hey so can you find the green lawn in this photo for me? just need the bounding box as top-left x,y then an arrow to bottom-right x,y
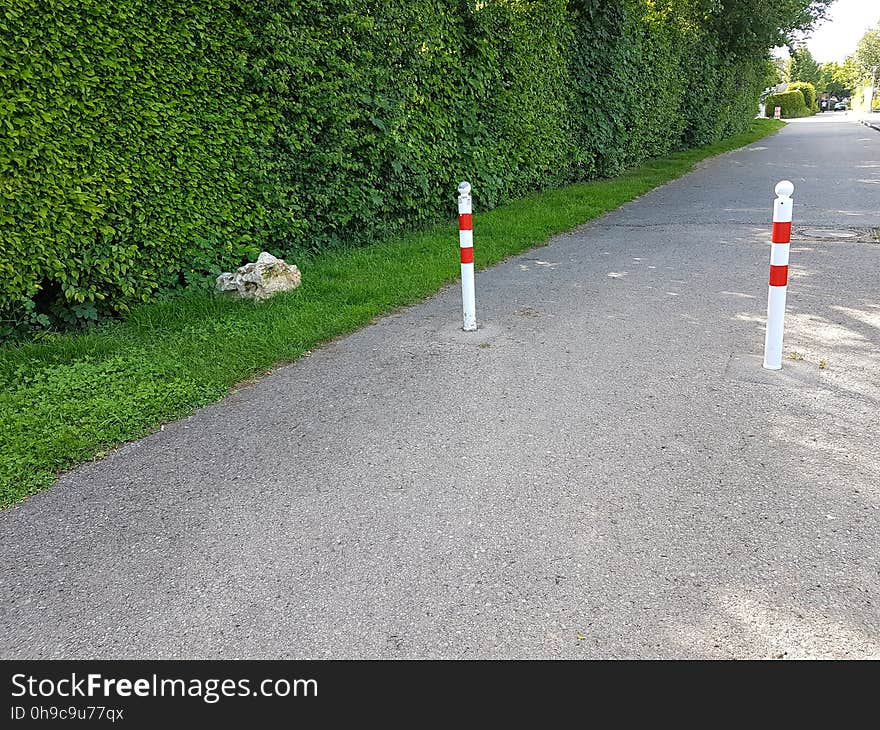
0,119 -> 785,508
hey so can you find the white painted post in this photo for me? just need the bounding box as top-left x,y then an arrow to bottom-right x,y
763,180 -> 794,370
458,181 -> 476,331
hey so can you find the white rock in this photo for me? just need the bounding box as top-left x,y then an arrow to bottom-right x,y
215,252 -> 301,301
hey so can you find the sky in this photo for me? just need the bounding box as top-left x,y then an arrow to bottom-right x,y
774,0 -> 877,63
807,0 -> 877,62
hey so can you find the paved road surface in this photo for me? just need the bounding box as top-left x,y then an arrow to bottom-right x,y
2,116 -> 879,659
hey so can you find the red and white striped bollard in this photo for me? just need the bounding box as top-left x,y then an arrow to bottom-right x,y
458,181 -> 477,331
763,180 -> 794,370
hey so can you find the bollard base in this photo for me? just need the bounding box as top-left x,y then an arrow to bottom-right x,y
726,353 -> 819,388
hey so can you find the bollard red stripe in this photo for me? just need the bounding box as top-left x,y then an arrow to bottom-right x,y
771,221 -> 791,243
769,264 -> 788,287
459,213 -> 472,231
460,246 -> 474,264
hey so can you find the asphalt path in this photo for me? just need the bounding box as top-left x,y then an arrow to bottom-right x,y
2,114 -> 879,659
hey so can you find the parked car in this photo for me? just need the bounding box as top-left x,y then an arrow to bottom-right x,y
834,102 -> 847,111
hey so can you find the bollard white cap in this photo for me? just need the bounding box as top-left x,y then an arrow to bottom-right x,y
458,181 -> 471,196
775,180 -> 794,197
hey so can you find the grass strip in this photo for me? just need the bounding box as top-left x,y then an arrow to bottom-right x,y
0,119 -> 785,507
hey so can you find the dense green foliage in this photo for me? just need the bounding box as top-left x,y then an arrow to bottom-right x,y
764,90 -> 810,118
1,1 -> 275,332
0,119 -> 784,507
817,59 -> 860,98
807,19 -> 878,104
788,82 -> 818,113
701,0 -> 832,54
786,48 -> 821,87
846,19 -> 880,112
854,20 -> 880,76
0,1 -> 818,334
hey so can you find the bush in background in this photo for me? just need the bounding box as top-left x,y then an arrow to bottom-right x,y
788,81 -> 819,113
764,90 -> 811,118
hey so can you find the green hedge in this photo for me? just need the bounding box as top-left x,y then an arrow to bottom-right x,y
1,0 -> 770,334
765,90 -> 811,118
788,82 -> 818,113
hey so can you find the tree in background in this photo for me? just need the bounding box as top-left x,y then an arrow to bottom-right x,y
768,57 -> 787,87
817,63 -> 837,94
817,59 -> 860,98
786,47 -> 821,86
695,0 -> 833,56
844,18 -> 880,111
854,21 -> 880,79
